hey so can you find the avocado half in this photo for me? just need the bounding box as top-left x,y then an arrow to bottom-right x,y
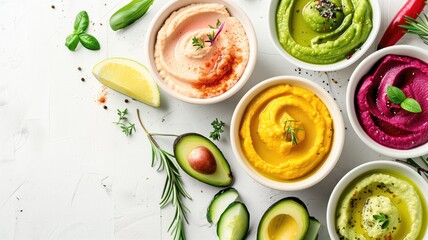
173,133 -> 233,187
257,197 -> 310,240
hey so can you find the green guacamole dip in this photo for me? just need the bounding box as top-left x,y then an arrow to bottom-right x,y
276,0 -> 372,64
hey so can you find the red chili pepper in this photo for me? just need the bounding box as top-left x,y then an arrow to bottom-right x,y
377,0 -> 427,49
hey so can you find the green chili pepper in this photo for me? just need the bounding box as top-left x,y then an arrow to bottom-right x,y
109,0 -> 154,31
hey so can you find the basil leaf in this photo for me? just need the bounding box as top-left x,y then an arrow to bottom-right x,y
74,11 -> 89,34
65,34 -> 80,51
387,85 -> 406,104
79,33 -> 100,50
401,98 -> 422,113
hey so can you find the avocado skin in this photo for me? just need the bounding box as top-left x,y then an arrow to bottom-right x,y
173,133 -> 233,187
257,197 -> 310,240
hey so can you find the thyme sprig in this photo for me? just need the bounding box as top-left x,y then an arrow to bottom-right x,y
400,12 -> 428,45
284,119 -> 303,145
113,108 -> 136,136
136,109 -> 191,240
373,213 -> 389,229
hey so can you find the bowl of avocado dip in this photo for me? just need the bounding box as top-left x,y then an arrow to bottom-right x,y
268,0 -> 380,71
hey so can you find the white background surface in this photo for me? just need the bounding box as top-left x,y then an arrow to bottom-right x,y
0,0 -> 427,239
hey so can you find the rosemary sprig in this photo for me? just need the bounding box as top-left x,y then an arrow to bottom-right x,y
136,109 -> 191,240
396,157 -> 428,178
283,119 -> 303,145
400,13 -> 428,45
373,213 -> 389,229
113,108 -> 136,136
210,118 -> 225,141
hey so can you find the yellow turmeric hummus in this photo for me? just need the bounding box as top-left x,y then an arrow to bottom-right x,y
239,84 -> 333,180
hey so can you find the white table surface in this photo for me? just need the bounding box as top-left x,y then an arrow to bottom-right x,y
0,0 -> 427,239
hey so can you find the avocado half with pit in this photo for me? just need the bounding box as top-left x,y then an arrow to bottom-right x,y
257,197 -> 310,240
173,133 -> 233,187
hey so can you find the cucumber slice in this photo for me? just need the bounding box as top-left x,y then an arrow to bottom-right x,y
207,187 -> 239,224
216,202 -> 250,240
257,197 -> 310,240
303,217 -> 321,240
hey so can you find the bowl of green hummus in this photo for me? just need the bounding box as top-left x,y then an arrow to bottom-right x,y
268,0 -> 380,71
327,160 -> 428,240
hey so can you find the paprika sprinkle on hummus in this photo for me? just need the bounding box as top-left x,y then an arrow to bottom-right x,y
154,3 -> 250,98
239,84 -> 333,180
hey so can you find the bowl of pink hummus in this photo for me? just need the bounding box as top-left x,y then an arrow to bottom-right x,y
347,45 -> 428,158
145,0 -> 257,104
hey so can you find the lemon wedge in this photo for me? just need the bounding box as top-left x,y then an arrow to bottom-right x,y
92,58 -> 160,107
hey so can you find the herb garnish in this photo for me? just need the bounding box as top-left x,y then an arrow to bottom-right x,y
210,118 -> 225,141
373,213 -> 390,229
400,9 -> 428,45
284,119 -> 303,145
136,109 -> 191,240
191,19 -> 225,50
396,157 -> 428,178
209,19 -> 222,29
191,37 -> 205,50
113,108 -> 136,136
65,11 -> 100,51
386,86 -> 422,113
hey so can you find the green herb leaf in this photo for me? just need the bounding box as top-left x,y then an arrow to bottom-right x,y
210,118 -> 225,141
113,108 -> 136,136
373,213 -> 389,229
136,109 -> 191,240
401,98 -> 422,113
74,11 -> 89,34
78,33 -> 100,50
400,14 -> 428,45
209,19 -> 222,29
207,31 -> 215,41
387,85 -> 406,104
65,34 -> 79,51
191,36 -> 205,50
284,119 -> 303,145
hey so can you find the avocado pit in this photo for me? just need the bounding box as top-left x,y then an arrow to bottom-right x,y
188,146 -> 217,174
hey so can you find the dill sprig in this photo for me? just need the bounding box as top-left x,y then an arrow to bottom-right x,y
136,109 -> 191,240
113,108 -> 136,136
400,13 -> 428,45
283,119 -> 303,145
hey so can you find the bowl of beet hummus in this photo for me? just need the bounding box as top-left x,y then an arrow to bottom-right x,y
347,45 -> 428,158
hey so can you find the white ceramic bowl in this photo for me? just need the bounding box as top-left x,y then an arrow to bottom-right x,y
230,76 -> 345,191
267,0 -> 380,71
346,45 -> 428,158
326,160 -> 428,239
145,0 -> 257,104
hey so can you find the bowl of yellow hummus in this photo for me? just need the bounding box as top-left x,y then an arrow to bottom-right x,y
347,45 -> 428,158
230,76 -> 345,191
267,0 -> 380,71
327,160 -> 428,240
145,0 -> 257,104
